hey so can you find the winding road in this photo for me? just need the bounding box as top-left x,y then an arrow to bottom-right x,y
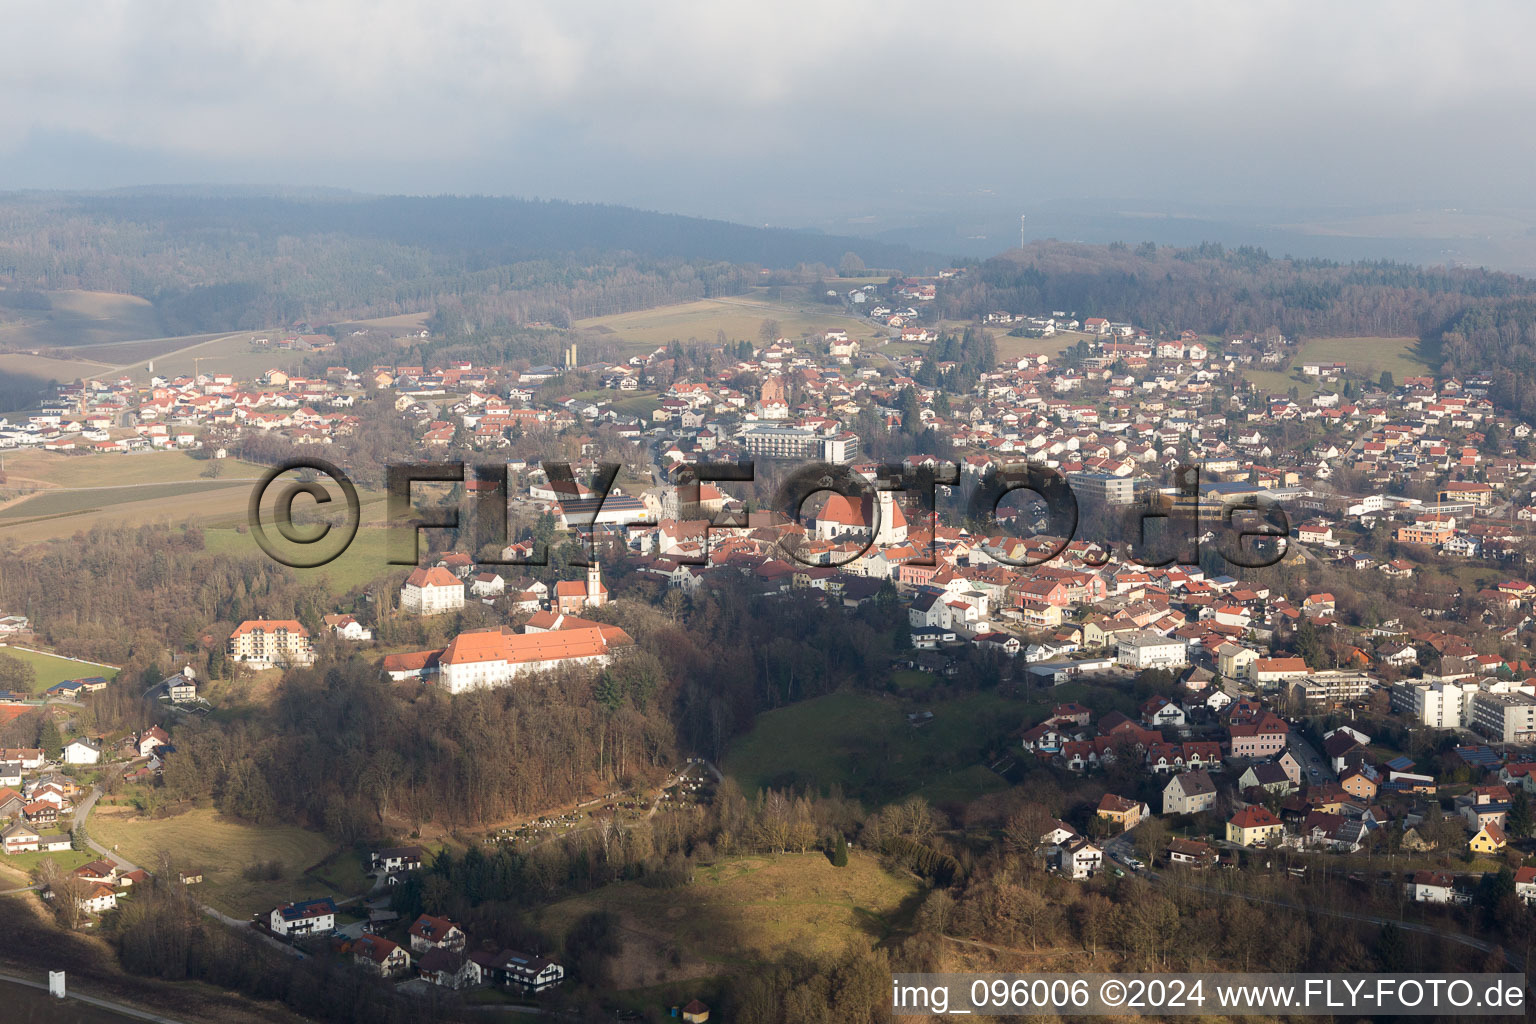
72,786 -> 305,956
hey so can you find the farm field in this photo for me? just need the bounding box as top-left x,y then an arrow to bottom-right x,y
332,311 -> 431,333
0,350 -> 115,382
0,480 -> 255,522
0,480 -> 257,545
0,450 -> 232,490
88,805 -> 361,918
538,851 -> 918,990
575,297 -> 861,348
0,646 -> 118,692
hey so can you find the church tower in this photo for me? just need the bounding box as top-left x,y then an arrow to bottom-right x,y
586,562 -> 606,607
873,489 -> 908,547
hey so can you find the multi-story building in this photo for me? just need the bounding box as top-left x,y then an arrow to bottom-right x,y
1249,656 -> 1309,687
736,424 -> 860,464
400,566 -> 466,616
1390,680 -> 1473,728
1287,670 -> 1376,707
1068,471 -> 1139,507
1471,691 -> 1536,744
228,619 -> 315,667
1117,631 -> 1187,670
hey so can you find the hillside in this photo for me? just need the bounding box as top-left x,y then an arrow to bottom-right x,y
0,191 -> 936,340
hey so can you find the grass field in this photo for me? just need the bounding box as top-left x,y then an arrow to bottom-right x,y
890,669 -> 933,692
0,290 -> 165,350
89,805 -> 358,918
0,646 -> 118,692
105,331 -> 311,384
0,846 -> 96,885
995,328 -> 1091,363
575,298 -> 860,348
1245,336 -> 1431,397
727,683 -> 1138,808
1299,336 -> 1431,380
203,518 -> 397,597
725,689 -> 1055,806
538,851 -> 919,989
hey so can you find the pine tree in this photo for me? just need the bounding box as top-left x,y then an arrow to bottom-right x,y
71,824 -> 89,852
831,832 -> 849,867
1509,790 -> 1533,839
39,716 -> 63,760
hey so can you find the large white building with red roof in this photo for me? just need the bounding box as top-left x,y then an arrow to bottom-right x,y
228,619 -> 315,667
409,617 -> 635,695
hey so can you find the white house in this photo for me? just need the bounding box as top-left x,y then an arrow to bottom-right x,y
63,739 -> 101,765
76,883 -> 118,914
1407,871 -> 1461,904
353,934 -> 412,978
323,614 -> 374,641
371,846 -> 425,874
469,572 -> 506,599
164,668 -> 197,703
269,898 -> 337,937
1055,837 -> 1103,879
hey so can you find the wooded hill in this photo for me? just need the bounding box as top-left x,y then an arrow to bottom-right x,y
940,241 -> 1536,404
0,190 -> 935,337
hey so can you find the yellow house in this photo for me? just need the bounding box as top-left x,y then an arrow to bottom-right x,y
1019,603 -> 1064,629
1470,821 -> 1508,855
1096,793 -> 1145,831
1217,643 -> 1258,679
1080,619 -> 1108,649
1226,806 -> 1284,847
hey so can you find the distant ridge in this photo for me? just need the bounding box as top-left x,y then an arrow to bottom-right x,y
61,189 -> 944,271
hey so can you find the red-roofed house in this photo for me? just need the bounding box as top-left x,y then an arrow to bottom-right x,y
1226,806 -> 1284,846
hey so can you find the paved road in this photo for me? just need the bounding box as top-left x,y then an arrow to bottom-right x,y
1286,729 -> 1336,783
0,970 -> 194,1024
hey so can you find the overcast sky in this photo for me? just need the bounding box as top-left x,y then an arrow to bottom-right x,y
3,2 -> 1533,232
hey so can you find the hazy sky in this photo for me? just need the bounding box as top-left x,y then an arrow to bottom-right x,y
4,2 -> 1534,230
